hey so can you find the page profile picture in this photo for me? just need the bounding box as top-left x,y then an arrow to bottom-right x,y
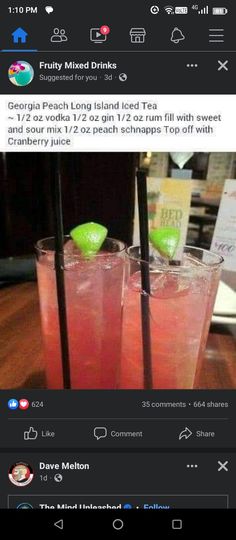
8,462 -> 34,487
8,61 -> 34,87
16,503 -> 34,509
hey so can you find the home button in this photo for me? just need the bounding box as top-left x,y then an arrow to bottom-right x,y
112,519 -> 124,531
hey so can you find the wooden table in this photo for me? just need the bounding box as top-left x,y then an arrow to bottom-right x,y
0,282 -> 236,390
0,283 -> 45,389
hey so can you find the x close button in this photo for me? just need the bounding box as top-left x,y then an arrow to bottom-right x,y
217,460 -> 229,472
218,60 -> 229,71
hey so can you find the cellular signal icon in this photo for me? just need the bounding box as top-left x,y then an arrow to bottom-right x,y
198,5 -> 209,15
164,6 -> 174,15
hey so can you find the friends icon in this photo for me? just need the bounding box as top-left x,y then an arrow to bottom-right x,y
50,28 -> 68,43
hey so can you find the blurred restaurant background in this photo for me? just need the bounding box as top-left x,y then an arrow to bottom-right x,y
140,151 -> 236,250
1,151 -> 236,256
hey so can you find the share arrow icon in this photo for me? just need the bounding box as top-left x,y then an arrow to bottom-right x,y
179,427 -> 193,440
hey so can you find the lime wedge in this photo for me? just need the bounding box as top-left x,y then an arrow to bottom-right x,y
149,227 -> 180,259
70,222 -> 108,257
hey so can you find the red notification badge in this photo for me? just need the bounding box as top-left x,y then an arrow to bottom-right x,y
100,25 -> 110,36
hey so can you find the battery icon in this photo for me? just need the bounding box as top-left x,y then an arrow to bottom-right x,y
175,7 -> 188,14
212,7 -> 228,15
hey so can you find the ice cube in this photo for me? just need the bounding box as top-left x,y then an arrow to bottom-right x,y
63,239 -> 81,255
150,272 -> 190,299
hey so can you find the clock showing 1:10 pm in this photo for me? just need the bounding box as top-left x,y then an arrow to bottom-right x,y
8,6 -> 38,14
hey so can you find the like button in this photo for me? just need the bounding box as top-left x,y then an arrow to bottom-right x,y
24,427 -> 38,441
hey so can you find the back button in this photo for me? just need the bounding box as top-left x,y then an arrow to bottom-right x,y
54,519 -> 64,530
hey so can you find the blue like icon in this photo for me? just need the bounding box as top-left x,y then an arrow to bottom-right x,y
8,398 -> 19,410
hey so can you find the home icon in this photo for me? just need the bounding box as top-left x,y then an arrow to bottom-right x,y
12,27 -> 28,44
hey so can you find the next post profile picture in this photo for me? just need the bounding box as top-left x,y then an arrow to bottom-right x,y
8,462 -> 34,487
8,61 -> 34,87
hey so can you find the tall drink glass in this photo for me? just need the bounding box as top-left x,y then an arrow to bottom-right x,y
36,236 -> 126,389
121,246 -> 223,389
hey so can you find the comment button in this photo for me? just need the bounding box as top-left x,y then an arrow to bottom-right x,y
93,427 -> 108,441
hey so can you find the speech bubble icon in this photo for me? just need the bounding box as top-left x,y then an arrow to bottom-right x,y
94,427 -> 108,441
45,6 -> 54,14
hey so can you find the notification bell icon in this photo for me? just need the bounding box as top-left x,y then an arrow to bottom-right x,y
171,27 -> 185,44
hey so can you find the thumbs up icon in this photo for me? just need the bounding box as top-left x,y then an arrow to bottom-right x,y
24,427 -> 38,441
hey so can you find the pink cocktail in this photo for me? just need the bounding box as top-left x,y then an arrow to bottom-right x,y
36,237 -> 125,389
121,246 -> 223,389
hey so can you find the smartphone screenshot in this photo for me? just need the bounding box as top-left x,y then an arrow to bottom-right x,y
0,0 -> 236,535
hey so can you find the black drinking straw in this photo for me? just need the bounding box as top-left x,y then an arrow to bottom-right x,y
137,170 -> 153,390
50,153 -> 71,389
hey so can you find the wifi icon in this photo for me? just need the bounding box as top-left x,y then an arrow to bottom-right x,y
164,5 -> 174,14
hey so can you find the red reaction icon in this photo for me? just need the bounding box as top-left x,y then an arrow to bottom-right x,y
19,399 -> 30,410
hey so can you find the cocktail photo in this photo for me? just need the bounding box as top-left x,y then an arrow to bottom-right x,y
0,152 -> 236,390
